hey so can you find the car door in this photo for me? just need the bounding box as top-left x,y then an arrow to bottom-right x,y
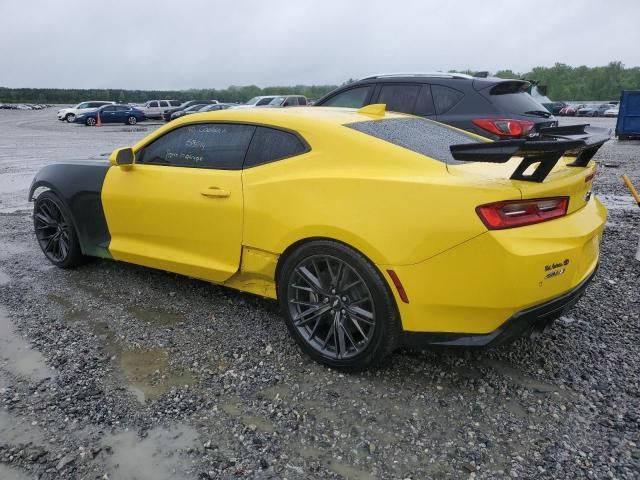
99,105 -> 117,122
159,100 -> 169,114
102,122 -> 255,282
146,101 -> 159,117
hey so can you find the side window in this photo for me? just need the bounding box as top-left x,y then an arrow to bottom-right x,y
89,102 -> 103,108
117,105 -> 129,111
322,86 -> 371,108
298,97 -> 307,106
257,97 -> 272,106
102,106 -> 116,112
377,84 -> 421,114
77,103 -> 89,109
149,101 -> 159,108
284,97 -> 298,107
414,85 -> 436,116
138,123 -> 256,170
244,127 -> 307,168
159,101 -> 169,107
432,85 -> 464,115
169,100 -> 181,106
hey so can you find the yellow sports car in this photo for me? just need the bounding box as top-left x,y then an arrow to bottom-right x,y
30,105 -> 608,369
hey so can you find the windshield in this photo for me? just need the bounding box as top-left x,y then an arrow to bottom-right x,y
245,97 -> 261,105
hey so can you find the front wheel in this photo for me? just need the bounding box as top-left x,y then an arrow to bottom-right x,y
33,192 -> 86,268
277,240 -> 400,371
85,117 -> 96,126
65,113 -> 76,123
126,116 -> 137,125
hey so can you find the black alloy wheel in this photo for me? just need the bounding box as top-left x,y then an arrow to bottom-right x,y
278,240 -> 400,370
33,192 -> 85,268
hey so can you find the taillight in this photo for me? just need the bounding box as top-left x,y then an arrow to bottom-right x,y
472,118 -> 535,137
476,197 -> 569,230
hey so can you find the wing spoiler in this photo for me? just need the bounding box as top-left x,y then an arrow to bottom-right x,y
449,124 -> 611,183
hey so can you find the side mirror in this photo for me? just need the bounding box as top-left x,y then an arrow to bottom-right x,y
111,147 -> 135,168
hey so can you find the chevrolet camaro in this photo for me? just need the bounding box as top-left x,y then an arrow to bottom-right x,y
30,105 -> 608,369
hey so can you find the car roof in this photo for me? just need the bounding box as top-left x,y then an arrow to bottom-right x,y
151,106 -> 409,132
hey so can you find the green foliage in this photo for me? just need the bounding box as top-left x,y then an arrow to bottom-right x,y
0,84 -> 339,104
2,62 -> 639,103
494,62 -> 640,100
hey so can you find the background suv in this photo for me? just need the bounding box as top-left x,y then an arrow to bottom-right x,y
140,99 -> 182,119
315,73 -> 557,139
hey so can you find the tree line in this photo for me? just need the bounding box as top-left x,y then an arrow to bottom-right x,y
0,84 -> 339,105
1,62 -> 638,104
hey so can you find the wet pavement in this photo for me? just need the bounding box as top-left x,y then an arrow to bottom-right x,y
0,109 -> 638,479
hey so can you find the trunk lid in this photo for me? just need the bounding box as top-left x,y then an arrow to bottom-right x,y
447,156 -> 596,214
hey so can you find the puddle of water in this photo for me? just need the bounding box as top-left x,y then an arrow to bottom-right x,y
0,239 -> 29,260
598,194 -> 638,211
0,269 -> 10,286
102,425 -> 199,480
0,464 -> 32,480
118,348 -> 197,403
327,459 -> 376,480
482,359 -> 572,400
128,306 -> 185,327
240,415 -> 275,433
0,410 -> 46,445
0,306 -> 53,380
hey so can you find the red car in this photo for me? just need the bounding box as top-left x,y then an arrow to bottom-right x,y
559,104 -> 584,116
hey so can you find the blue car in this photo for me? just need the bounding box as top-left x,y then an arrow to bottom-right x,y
74,104 -> 146,126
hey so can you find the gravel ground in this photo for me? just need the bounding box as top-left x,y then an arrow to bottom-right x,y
0,110 -> 638,479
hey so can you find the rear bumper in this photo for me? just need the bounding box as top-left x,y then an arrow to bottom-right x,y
402,264 -> 597,348
385,196 -> 606,335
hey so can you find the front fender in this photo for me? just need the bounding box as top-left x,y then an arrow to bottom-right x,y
29,161 -> 113,258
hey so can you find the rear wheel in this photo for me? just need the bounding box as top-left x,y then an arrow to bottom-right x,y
33,192 -> 86,268
278,240 -> 400,371
126,116 -> 137,125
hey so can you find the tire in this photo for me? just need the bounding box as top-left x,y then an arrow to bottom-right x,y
126,116 -> 137,125
33,191 -> 86,268
277,240 -> 401,371
65,113 -> 75,123
86,117 -> 96,126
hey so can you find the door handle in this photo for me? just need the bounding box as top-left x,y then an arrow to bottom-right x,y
201,187 -> 230,198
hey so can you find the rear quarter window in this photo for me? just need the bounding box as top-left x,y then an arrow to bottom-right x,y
346,117 -> 480,165
432,85 -> 464,114
244,127 -> 308,167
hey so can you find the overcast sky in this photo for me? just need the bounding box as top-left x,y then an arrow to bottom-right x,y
1,0 -> 638,90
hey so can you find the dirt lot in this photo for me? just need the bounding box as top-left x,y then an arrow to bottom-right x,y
0,110 -> 638,479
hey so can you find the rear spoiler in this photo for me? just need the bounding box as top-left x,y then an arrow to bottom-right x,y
449,124 -> 611,182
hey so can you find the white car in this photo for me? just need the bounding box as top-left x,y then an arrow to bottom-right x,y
139,100 -> 182,119
232,95 -> 277,108
604,107 -> 619,117
57,101 -> 114,122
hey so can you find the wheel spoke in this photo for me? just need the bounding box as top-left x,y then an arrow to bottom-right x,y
293,304 -> 331,326
335,312 -> 347,357
348,315 -> 368,341
296,266 -> 324,293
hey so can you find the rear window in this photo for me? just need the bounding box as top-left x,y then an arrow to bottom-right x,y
489,92 -> 548,115
346,117 -> 480,164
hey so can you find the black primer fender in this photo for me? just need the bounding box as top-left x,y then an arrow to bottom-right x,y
29,160 -> 112,259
